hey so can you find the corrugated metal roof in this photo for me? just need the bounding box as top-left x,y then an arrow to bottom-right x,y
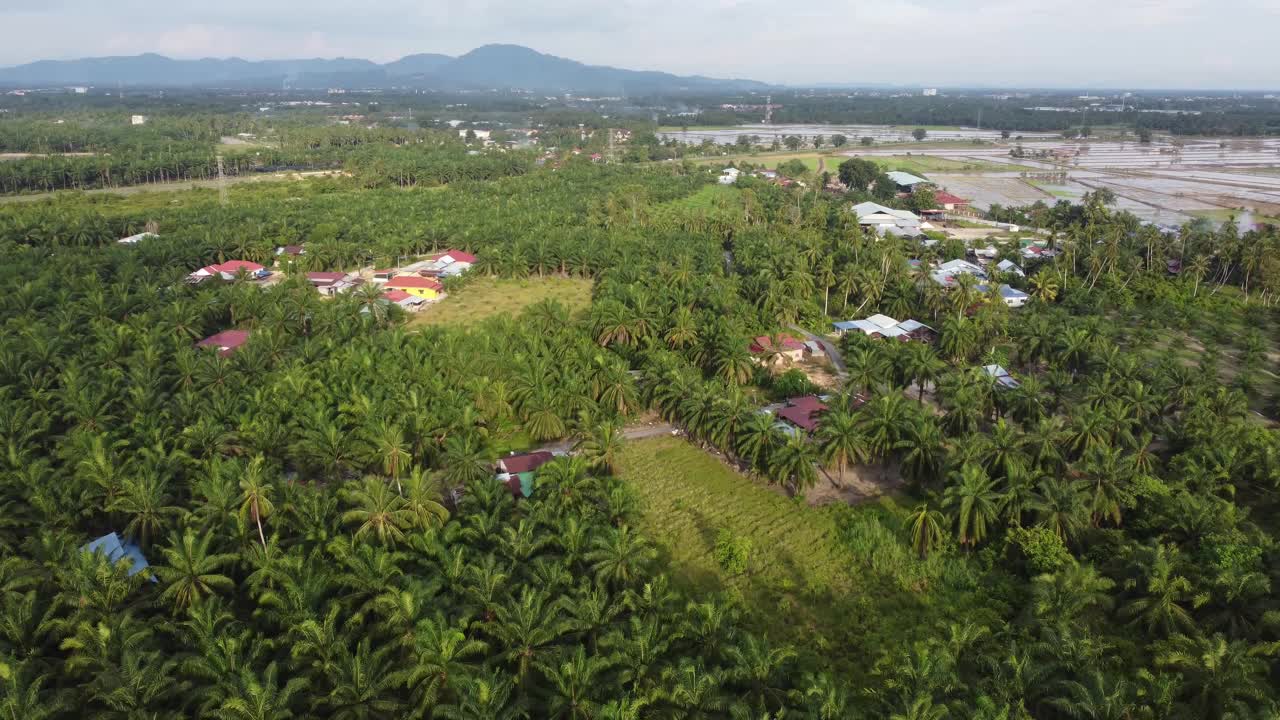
886,171 -> 929,186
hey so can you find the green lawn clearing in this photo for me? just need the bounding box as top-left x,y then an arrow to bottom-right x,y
617,436 -> 992,673
407,276 -> 593,328
1191,208 -> 1280,226
693,151 -> 834,174
852,154 -> 1036,174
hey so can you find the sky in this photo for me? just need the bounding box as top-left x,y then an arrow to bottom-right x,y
3,0 -> 1279,89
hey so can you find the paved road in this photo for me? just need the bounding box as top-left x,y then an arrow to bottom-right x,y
536,421 -> 678,455
788,324 -> 848,378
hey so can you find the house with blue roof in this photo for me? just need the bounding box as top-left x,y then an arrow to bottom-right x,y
83,532 -> 157,581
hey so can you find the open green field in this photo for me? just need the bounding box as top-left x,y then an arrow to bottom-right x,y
693,152 -> 837,175
408,276 -> 593,328
617,436 -> 992,671
851,154 -> 1036,174
1191,208 -> 1280,226
619,436 -> 856,597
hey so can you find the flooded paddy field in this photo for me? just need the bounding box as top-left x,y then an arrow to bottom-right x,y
830,132 -> 1280,230
659,123 -> 1061,145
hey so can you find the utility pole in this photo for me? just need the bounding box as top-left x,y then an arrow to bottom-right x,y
216,154 -> 228,207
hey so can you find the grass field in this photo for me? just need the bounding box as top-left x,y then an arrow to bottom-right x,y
854,154 -> 1036,174
618,437 -> 992,671
693,152 -> 838,175
1191,208 -> 1280,226
407,276 -> 593,328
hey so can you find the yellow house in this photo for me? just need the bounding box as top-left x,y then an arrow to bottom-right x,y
384,275 -> 443,300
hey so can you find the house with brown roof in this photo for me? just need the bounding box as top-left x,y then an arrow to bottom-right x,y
776,396 -> 828,433
750,334 -> 808,363
306,272 -> 361,296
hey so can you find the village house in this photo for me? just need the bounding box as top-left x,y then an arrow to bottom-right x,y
776,395 -> 829,434
306,271 -> 361,296
718,167 -> 740,185
996,259 -> 1025,277
496,451 -> 555,498
886,171 -> 931,193
382,289 -> 425,311
82,532 -> 156,581
997,285 -> 1030,307
833,315 -> 937,342
384,275 -> 443,300
932,191 -> 969,211
196,330 -> 250,357
117,231 -> 157,245
276,245 -> 306,257
187,260 -> 267,284
983,364 -> 1021,389
416,249 -> 477,278
852,201 -> 932,237
750,334 -> 808,363
930,259 -> 988,287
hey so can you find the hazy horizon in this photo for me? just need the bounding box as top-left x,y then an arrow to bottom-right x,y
4,0 -> 1279,90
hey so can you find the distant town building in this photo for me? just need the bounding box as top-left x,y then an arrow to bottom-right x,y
922,88 -> 938,97
70,86 -> 88,94
131,114 -> 147,125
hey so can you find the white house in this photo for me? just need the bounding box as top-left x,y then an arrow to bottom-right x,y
931,259 -> 988,286
130,115 -> 147,126
117,232 -> 157,245
852,201 -> 932,236
832,315 -> 935,341
718,167 -> 741,185
997,259 -> 1025,277
982,365 -> 1021,389
998,285 -> 1030,307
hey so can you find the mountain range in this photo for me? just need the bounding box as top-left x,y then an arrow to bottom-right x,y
0,45 -> 769,94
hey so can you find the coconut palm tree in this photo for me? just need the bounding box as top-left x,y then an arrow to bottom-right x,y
943,464 -> 1001,547
340,476 -> 413,546
815,409 -> 868,482
238,456 -> 275,550
576,422 -> 626,475
908,502 -> 948,558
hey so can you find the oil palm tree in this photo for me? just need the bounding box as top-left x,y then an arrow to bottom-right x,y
156,530 -> 236,611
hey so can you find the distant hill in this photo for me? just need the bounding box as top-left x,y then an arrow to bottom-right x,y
0,45 -> 771,94
381,53 -> 454,77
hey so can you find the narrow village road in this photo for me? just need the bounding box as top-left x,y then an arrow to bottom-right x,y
787,324 -> 848,378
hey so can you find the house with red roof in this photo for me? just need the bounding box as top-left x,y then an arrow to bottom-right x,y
382,289 -> 425,311
384,275 -> 443,300
187,260 -> 267,284
496,451 -> 555,498
750,334 -> 808,363
776,396 -> 828,433
932,191 -> 969,211
415,249 -> 477,278
196,330 -> 250,357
